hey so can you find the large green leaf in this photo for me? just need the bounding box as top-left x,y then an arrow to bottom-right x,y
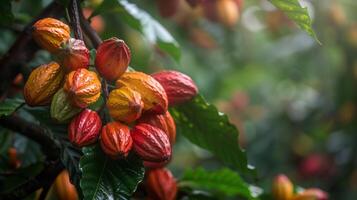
180,168 -> 254,199
80,145 -> 145,200
0,99 -> 25,117
269,0 -> 320,43
93,0 -> 180,61
171,95 -> 254,175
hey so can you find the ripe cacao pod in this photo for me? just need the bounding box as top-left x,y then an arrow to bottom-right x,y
107,86 -> 143,123
116,72 -> 168,114
131,123 -> 171,162
272,174 -> 294,200
68,109 -> 102,147
51,88 -> 82,123
24,62 -> 64,106
138,111 -> 176,145
64,68 -> 101,108
145,168 -> 177,200
7,147 -> 21,169
151,70 -> 198,106
291,188 -> 328,200
100,122 -> 132,159
57,38 -> 90,72
32,18 -> 70,53
95,37 -> 131,81
54,170 -> 78,200
144,160 -> 170,169
216,0 -> 240,28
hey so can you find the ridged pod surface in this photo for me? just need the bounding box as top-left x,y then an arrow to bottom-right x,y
95,37 -> 131,81
32,18 -> 70,53
116,72 -> 168,114
138,111 -> 176,145
57,38 -> 90,72
100,122 -> 133,159
50,88 -> 82,123
68,109 -> 102,147
64,68 -> 101,108
145,168 -> 177,200
143,160 -> 170,169
24,62 -> 64,106
54,170 -> 78,200
131,123 -> 171,162
272,174 -> 294,200
151,70 -> 198,106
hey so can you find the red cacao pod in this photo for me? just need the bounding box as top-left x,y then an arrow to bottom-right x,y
151,70 -> 198,105
32,18 -> 70,53
145,168 -> 177,200
54,170 -> 78,200
57,38 -> 90,72
144,160 -> 170,169
68,109 -> 102,147
100,122 -> 133,159
95,37 -> 131,81
291,188 -> 328,200
131,123 -> 171,162
138,111 -> 176,145
272,174 -> 294,200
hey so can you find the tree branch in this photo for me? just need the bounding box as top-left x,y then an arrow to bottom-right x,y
78,9 -> 102,48
68,0 -> 83,40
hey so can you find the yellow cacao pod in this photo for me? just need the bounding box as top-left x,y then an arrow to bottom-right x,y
107,86 -> 144,123
116,72 -> 168,114
24,62 -> 64,106
32,18 -> 70,53
272,174 -> 294,200
64,68 -> 101,108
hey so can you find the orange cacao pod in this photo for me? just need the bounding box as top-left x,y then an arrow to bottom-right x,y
54,170 -> 78,200
145,168 -> 177,200
95,37 -> 131,81
32,18 -> 70,53
216,0 -> 239,27
131,123 -> 171,162
24,62 -> 64,106
57,38 -> 90,72
272,174 -> 294,200
151,70 -> 198,106
100,122 -> 133,159
116,72 -> 168,114
291,188 -> 328,200
64,68 -> 101,108
7,147 -> 21,169
107,86 -> 144,123
138,111 -> 176,145
68,109 -> 102,147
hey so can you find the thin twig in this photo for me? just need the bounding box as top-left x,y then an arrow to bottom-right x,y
68,0 -> 83,40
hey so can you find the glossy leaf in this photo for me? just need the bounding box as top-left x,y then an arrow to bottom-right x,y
0,99 -> 24,117
80,145 -> 145,200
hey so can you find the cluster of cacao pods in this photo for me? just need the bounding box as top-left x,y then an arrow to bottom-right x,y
272,174 -> 328,200
25,17 -> 198,179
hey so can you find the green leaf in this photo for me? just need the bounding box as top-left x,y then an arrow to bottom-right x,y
0,0 -> 14,26
171,95 -> 255,175
269,0 -> 320,44
0,99 -> 25,117
80,145 -> 145,200
180,168 -> 254,199
93,0 -> 181,61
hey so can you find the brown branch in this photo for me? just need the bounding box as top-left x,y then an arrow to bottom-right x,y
78,9 -> 102,48
68,0 -> 83,40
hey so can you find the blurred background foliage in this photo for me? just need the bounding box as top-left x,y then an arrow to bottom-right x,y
1,0 -> 357,199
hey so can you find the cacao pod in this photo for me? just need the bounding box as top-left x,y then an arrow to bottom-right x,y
116,72 -> 168,114
145,168 -> 177,200
54,170 -> 78,200
57,38 -> 90,72
131,123 -> 171,162
151,70 -> 198,105
64,68 -> 101,108
216,0 -> 239,28
51,88 -> 82,123
272,174 -> 294,200
7,147 -> 21,169
95,37 -> 131,81
138,111 -> 176,145
24,62 -> 64,106
68,109 -> 102,147
106,86 -> 143,123
100,122 -> 132,159
32,18 -> 70,53
144,160 -> 170,169
291,188 -> 328,200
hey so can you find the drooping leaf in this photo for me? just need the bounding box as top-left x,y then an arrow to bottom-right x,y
269,0 -> 320,43
80,145 -> 145,200
180,167 -> 254,199
0,0 -> 14,26
171,95 -> 255,176
92,0 -> 181,61
0,99 -> 25,117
